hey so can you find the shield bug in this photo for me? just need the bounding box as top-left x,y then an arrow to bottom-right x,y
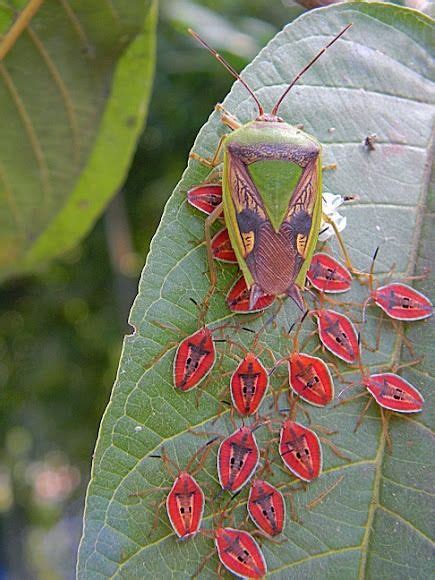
133,441 -> 216,540
215,527 -> 267,578
227,275 -> 275,314
365,373 -> 424,413
365,282 -> 433,322
279,419 -> 322,482
188,24 -> 353,311
230,352 -> 269,416
166,471 -> 205,539
363,247 -> 433,322
247,479 -> 286,537
211,227 -> 237,263
173,327 -> 216,391
307,252 -> 352,293
337,365 -> 424,450
187,182 -> 222,214
288,352 -> 334,407
313,308 -> 359,364
217,423 -> 264,492
275,316 -> 335,407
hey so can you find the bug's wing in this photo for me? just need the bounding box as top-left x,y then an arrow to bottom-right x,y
285,158 -> 319,258
223,145 -> 321,299
227,154 -> 267,219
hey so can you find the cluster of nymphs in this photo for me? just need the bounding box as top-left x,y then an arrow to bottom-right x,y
141,240 -> 432,578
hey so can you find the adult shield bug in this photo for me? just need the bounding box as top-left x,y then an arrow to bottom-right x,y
188,25 -> 353,311
307,252 -> 352,293
247,479 -> 286,537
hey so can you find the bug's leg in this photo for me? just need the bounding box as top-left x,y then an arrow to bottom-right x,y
322,163 -> 337,171
354,396 -> 374,433
194,359 -> 229,408
390,356 -> 424,374
320,437 -> 351,461
400,268 -> 430,284
129,485 -> 170,501
300,329 -> 320,352
381,408 -> 392,452
319,436 -> 351,461
251,529 -> 287,545
321,212 -> 366,277
311,423 -> 337,436
391,319 -> 415,356
148,340 -> 179,369
148,497 -> 167,536
362,309 -> 385,353
211,398 -> 233,425
204,202 -> 224,299
334,390 -> 368,409
284,490 -> 300,522
282,482 -> 306,523
190,134 -> 226,168
215,103 -> 242,130
306,474 -> 345,511
193,548 -> 215,579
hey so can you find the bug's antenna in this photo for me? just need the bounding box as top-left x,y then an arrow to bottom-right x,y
271,23 -> 352,116
188,28 -> 264,116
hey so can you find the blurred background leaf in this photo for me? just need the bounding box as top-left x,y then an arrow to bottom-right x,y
78,4 -> 434,578
0,0 -> 157,280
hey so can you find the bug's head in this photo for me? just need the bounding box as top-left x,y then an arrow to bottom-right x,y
256,112 -> 284,123
188,24 -> 352,120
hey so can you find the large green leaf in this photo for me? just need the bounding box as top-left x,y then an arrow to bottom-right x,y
0,0 -> 157,280
78,4 -> 434,578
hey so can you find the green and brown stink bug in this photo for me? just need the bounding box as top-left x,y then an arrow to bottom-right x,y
188,24 -> 353,311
